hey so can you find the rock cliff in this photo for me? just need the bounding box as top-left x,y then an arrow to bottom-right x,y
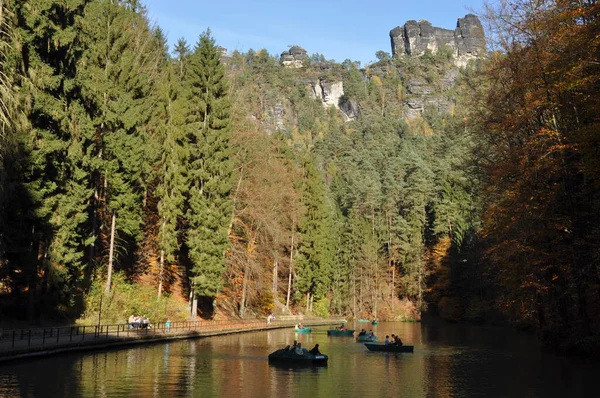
389,14 -> 485,67
311,79 -> 358,121
280,45 -> 308,68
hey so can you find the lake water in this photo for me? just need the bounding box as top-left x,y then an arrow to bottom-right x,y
0,321 -> 598,397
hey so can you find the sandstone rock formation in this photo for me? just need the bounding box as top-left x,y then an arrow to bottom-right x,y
280,45 -> 308,68
310,79 -> 358,121
389,14 -> 485,67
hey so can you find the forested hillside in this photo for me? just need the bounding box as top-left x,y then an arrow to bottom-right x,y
0,0 -> 598,355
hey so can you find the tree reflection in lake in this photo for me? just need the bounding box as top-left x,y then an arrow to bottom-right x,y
0,322 -> 598,397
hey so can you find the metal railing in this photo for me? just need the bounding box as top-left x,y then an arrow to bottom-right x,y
0,317 -> 339,355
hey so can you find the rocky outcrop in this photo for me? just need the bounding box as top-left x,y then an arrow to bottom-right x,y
310,79 -> 358,121
280,45 -> 308,68
340,98 -> 359,120
312,79 -> 344,108
389,14 -> 485,67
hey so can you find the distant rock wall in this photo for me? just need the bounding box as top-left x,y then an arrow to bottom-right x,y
280,45 -> 308,68
311,79 -> 358,121
390,14 -> 485,67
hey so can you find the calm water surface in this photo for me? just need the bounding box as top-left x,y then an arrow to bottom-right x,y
0,321 -> 598,397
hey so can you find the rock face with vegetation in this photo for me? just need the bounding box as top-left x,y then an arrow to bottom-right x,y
389,14 -> 485,67
379,14 -> 486,118
280,45 -> 308,68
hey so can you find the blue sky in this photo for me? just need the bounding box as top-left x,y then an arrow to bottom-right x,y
143,0 -> 486,65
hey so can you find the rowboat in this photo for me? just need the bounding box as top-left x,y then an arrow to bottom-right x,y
268,349 -> 328,364
327,329 -> 355,336
371,320 -> 379,325
364,343 -> 414,352
356,334 -> 377,342
357,319 -> 370,323
294,326 -> 312,333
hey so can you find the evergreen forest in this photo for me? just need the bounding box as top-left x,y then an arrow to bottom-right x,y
0,0 -> 599,356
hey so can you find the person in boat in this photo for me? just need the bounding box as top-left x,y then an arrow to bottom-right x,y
309,344 -> 321,355
390,334 -> 396,345
295,342 -> 304,355
297,323 -> 303,329
384,335 -> 390,345
358,329 -> 366,336
339,323 -> 346,331
368,330 -> 375,337
394,335 -> 403,346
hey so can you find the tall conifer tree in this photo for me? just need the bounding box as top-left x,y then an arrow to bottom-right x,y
185,30 -> 233,307
8,0 -> 92,316
78,0 -> 159,292
296,159 -> 334,310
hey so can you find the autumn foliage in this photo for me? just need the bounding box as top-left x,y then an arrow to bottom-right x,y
479,0 -> 600,352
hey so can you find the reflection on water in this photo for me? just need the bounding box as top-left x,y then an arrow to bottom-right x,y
1,321 -> 599,397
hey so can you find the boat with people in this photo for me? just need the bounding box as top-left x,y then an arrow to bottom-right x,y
364,343 -> 414,352
268,344 -> 328,365
371,320 -> 379,325
294,325 -> 312,333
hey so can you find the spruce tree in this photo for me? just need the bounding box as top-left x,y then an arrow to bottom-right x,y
185,30 -> 233,305
78,0 -> 159,292
295,158 -> 334,311
7,0 -> 92,317
154,61 -> 187,297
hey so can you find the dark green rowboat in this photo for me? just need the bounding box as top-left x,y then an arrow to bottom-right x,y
357,334 -> 378,342
294,326 -> 312,333
364,343 -> 414,352
327,329 -> 355,336
268,349 -> 328,364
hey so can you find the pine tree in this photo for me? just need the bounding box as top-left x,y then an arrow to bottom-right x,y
295,158 -> 334,311
7,0 -> 92,317
154,60 -> 187,297
185,30 -> 234,306
78,0 -> 159,292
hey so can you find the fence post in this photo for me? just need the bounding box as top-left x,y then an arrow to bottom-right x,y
56,328 -> 60,344
42,329 -> 46,345
70,327 -> 73,343
12,330 -> 15,348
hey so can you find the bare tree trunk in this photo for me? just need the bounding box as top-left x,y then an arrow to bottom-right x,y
286,235 -> 294,309
305,292 -> 310,313
158,249 -> 164,298
228,168 -> 244,233
240,261 -> 250,317
88,189 -> 98,265
387,210 -> 395,313
272,260 -> 278,296
392,267 -> 395,312
158,216 -> 166,297
190,293 -> 198,320
105,211 -> 116,293
353,276 -> 357,317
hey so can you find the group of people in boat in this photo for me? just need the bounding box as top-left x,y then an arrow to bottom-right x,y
336,323 -> 347,331
358,329 -> 375,337
283,340 -> 321,355
128,314 -> 151,329
384,334 -> 403,346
